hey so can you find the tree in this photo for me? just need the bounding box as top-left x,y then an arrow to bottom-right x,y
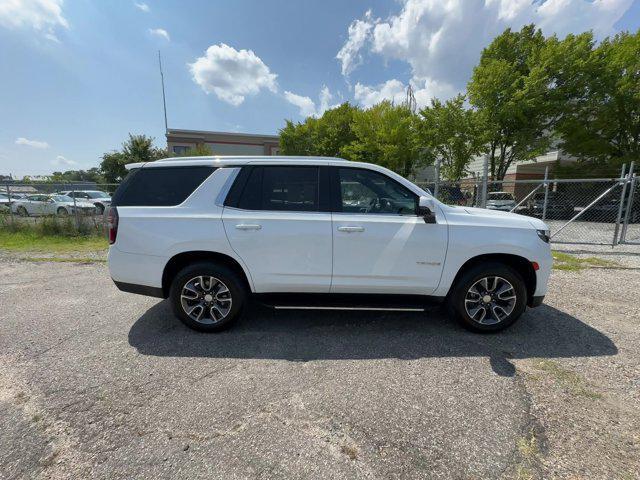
468,25 -> 552,180
417,95 -> 485,181
100,134 -> 167,183
177,144 -> 214,157
342,101 -> 422,177
279,103 -> 359,157
551,30 -> 640,173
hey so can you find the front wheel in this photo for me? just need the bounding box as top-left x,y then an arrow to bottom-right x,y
169,262 -> 246,332
17,206 -> 29,217
447,262 -> 527,333
57,207 -> 69,216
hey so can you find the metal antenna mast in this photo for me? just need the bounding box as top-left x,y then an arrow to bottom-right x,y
158,50 -> 168,133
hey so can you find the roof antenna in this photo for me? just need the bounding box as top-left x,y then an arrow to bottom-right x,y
158,50 -> 168,133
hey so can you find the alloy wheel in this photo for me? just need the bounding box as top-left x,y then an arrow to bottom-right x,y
464,276 -> 517,325
180,275 -> 233,324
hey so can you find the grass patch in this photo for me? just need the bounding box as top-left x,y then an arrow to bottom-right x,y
0,230 -> 107,253
22,256 -> 106,264
514,429 -> 541,480
552,251 -> 619,271
532,359 -> 602,399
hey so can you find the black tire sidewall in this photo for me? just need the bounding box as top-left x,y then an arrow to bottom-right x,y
57,207 -> 68,216
169,262 -> 246,332
449,262 -> 527,333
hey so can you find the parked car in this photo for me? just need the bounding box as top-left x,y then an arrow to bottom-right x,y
525,192 -> 574,219
0,193 -> 11,212
584,195 -> 640,223
486,192 -> 516,211
59,190 -> 111,214
437,185 -> 468,206
107,157 -> 552,333
11,194 -> 96,216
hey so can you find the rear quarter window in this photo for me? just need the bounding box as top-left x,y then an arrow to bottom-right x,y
111,166 -> 216,207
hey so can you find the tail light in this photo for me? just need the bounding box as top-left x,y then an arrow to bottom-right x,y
107,207 -> 118,244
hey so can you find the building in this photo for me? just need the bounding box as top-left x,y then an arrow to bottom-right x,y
166,129 -> 280,157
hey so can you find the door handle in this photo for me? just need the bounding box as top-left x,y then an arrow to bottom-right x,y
235,224 -> 262,230
337,226 -> 365,232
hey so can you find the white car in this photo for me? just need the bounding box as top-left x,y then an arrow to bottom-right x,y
486,192 -> 516,212
0,193 -> 11,212
11,194 -> 97,216
107,156 -> 552,333
59,190 -> 112,214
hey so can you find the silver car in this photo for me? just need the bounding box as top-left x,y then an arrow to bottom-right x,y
59,190 -> 112,214
11,194 -> 97,216
486,192 -> 516,212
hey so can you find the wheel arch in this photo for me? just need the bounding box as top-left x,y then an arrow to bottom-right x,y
162,250 -> 252,298
448,253 -> 537,305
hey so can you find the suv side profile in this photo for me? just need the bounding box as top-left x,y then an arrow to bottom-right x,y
107,157 -> 552,333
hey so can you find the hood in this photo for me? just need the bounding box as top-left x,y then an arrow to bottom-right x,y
487,199 -> 515,205
444,205 -> 548,230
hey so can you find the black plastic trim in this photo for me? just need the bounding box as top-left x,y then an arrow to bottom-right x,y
528,295 -> 545,308
252,293 -> 444,310
114,281 -> 165,298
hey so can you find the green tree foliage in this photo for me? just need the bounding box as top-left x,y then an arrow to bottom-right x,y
177,144 -> 214,157
99,134 -> 167,183
550,30 -> 640,174
417,95 -> 485,180
280,103 -> 359,158
342,101 -> 422,177
468,25 -> 552,180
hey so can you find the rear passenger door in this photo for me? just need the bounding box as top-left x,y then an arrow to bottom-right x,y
222,165 -> 332,293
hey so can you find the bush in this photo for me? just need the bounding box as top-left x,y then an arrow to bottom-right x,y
0,213 -> 102,237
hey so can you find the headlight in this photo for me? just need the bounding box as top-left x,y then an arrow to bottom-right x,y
536,229 -> 550,243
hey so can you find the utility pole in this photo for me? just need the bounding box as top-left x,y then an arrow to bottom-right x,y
158,50 -> 168,133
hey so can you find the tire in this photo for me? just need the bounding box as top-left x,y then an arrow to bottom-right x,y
169,262 -> 246,332
17,206 -> 28,217
57,207 -> 69,216
95,203 -> 105,215
447,262 -> 527,333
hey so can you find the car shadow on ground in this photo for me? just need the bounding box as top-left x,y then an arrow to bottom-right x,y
128,301 -> 617,377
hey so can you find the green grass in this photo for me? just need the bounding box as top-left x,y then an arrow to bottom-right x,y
0,230 -> 107,253
552,251 -> 620,271
22,256 -> 107,263
533,359 -> 603,399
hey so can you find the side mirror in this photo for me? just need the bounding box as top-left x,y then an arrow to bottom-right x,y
418,196 -> 437,224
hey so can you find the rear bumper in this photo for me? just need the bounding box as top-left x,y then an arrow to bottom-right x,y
528,295 -> 545,308
113,281 -> 165,298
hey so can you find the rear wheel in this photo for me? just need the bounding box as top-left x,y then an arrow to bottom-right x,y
169,262 -> 246,332
57,207 -> 69,216
95,203 -> 105,215
447,262 -> 527,332
17,206 -> 28,217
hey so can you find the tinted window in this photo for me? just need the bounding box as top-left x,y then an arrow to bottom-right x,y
236,166 -> 319,212
337,168 -> 416,215
112,166 -> 215,207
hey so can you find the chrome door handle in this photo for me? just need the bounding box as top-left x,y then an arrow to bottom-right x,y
337,226 -> 365,232
235,224 -> 262,230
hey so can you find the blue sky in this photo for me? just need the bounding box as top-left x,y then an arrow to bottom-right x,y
0,0 -> 638,178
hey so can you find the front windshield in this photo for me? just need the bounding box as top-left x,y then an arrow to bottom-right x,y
85,191 -> 107,198
51,195 -> 73,202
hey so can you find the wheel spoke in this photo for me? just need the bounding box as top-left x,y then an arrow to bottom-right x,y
464,276 -> 517,326
180,275 -> 233,324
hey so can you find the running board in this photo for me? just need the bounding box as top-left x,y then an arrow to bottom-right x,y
252,293 -> 442,312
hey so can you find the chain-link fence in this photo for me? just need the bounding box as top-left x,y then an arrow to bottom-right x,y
417,162 -> 639,246
0,182 -> 119,235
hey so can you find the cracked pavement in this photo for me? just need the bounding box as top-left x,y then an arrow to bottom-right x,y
0,259 -> 638,479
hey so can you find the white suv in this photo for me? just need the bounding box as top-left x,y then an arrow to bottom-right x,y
107,157 -> 552,333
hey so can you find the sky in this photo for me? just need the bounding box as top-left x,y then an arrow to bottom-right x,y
0,0 -> 638,178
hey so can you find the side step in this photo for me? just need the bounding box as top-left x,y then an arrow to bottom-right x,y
252,293 -> 442,312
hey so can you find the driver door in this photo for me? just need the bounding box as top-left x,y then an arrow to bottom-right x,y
330,167 -> 447,295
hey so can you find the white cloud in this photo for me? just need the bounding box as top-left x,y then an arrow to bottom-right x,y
149,28 -> 169,41
52,155 -> 76,166
0,0 -> 68,41
15,137 -> 49,149
336,10 -> 375,76
134,2 -> 150,12
284,86 -> 339,118
354,79 -> 406,108
189,43 -> 278,106
339,0 -> 633,105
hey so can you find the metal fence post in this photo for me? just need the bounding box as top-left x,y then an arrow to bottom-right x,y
620,172 -> 637,244
71,184 -> 80,230
541,166 -> 550,221
481,156 -> 488,208
433,157 -> 440,200
6,183 -> 14,224
613,163 -> 631,246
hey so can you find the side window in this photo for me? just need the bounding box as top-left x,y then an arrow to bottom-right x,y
111,166 -> 216,207
337,168 -> 417,215
235,166 -> 320,212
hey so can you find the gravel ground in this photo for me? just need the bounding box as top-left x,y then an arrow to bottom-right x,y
0,257 -> 638,479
